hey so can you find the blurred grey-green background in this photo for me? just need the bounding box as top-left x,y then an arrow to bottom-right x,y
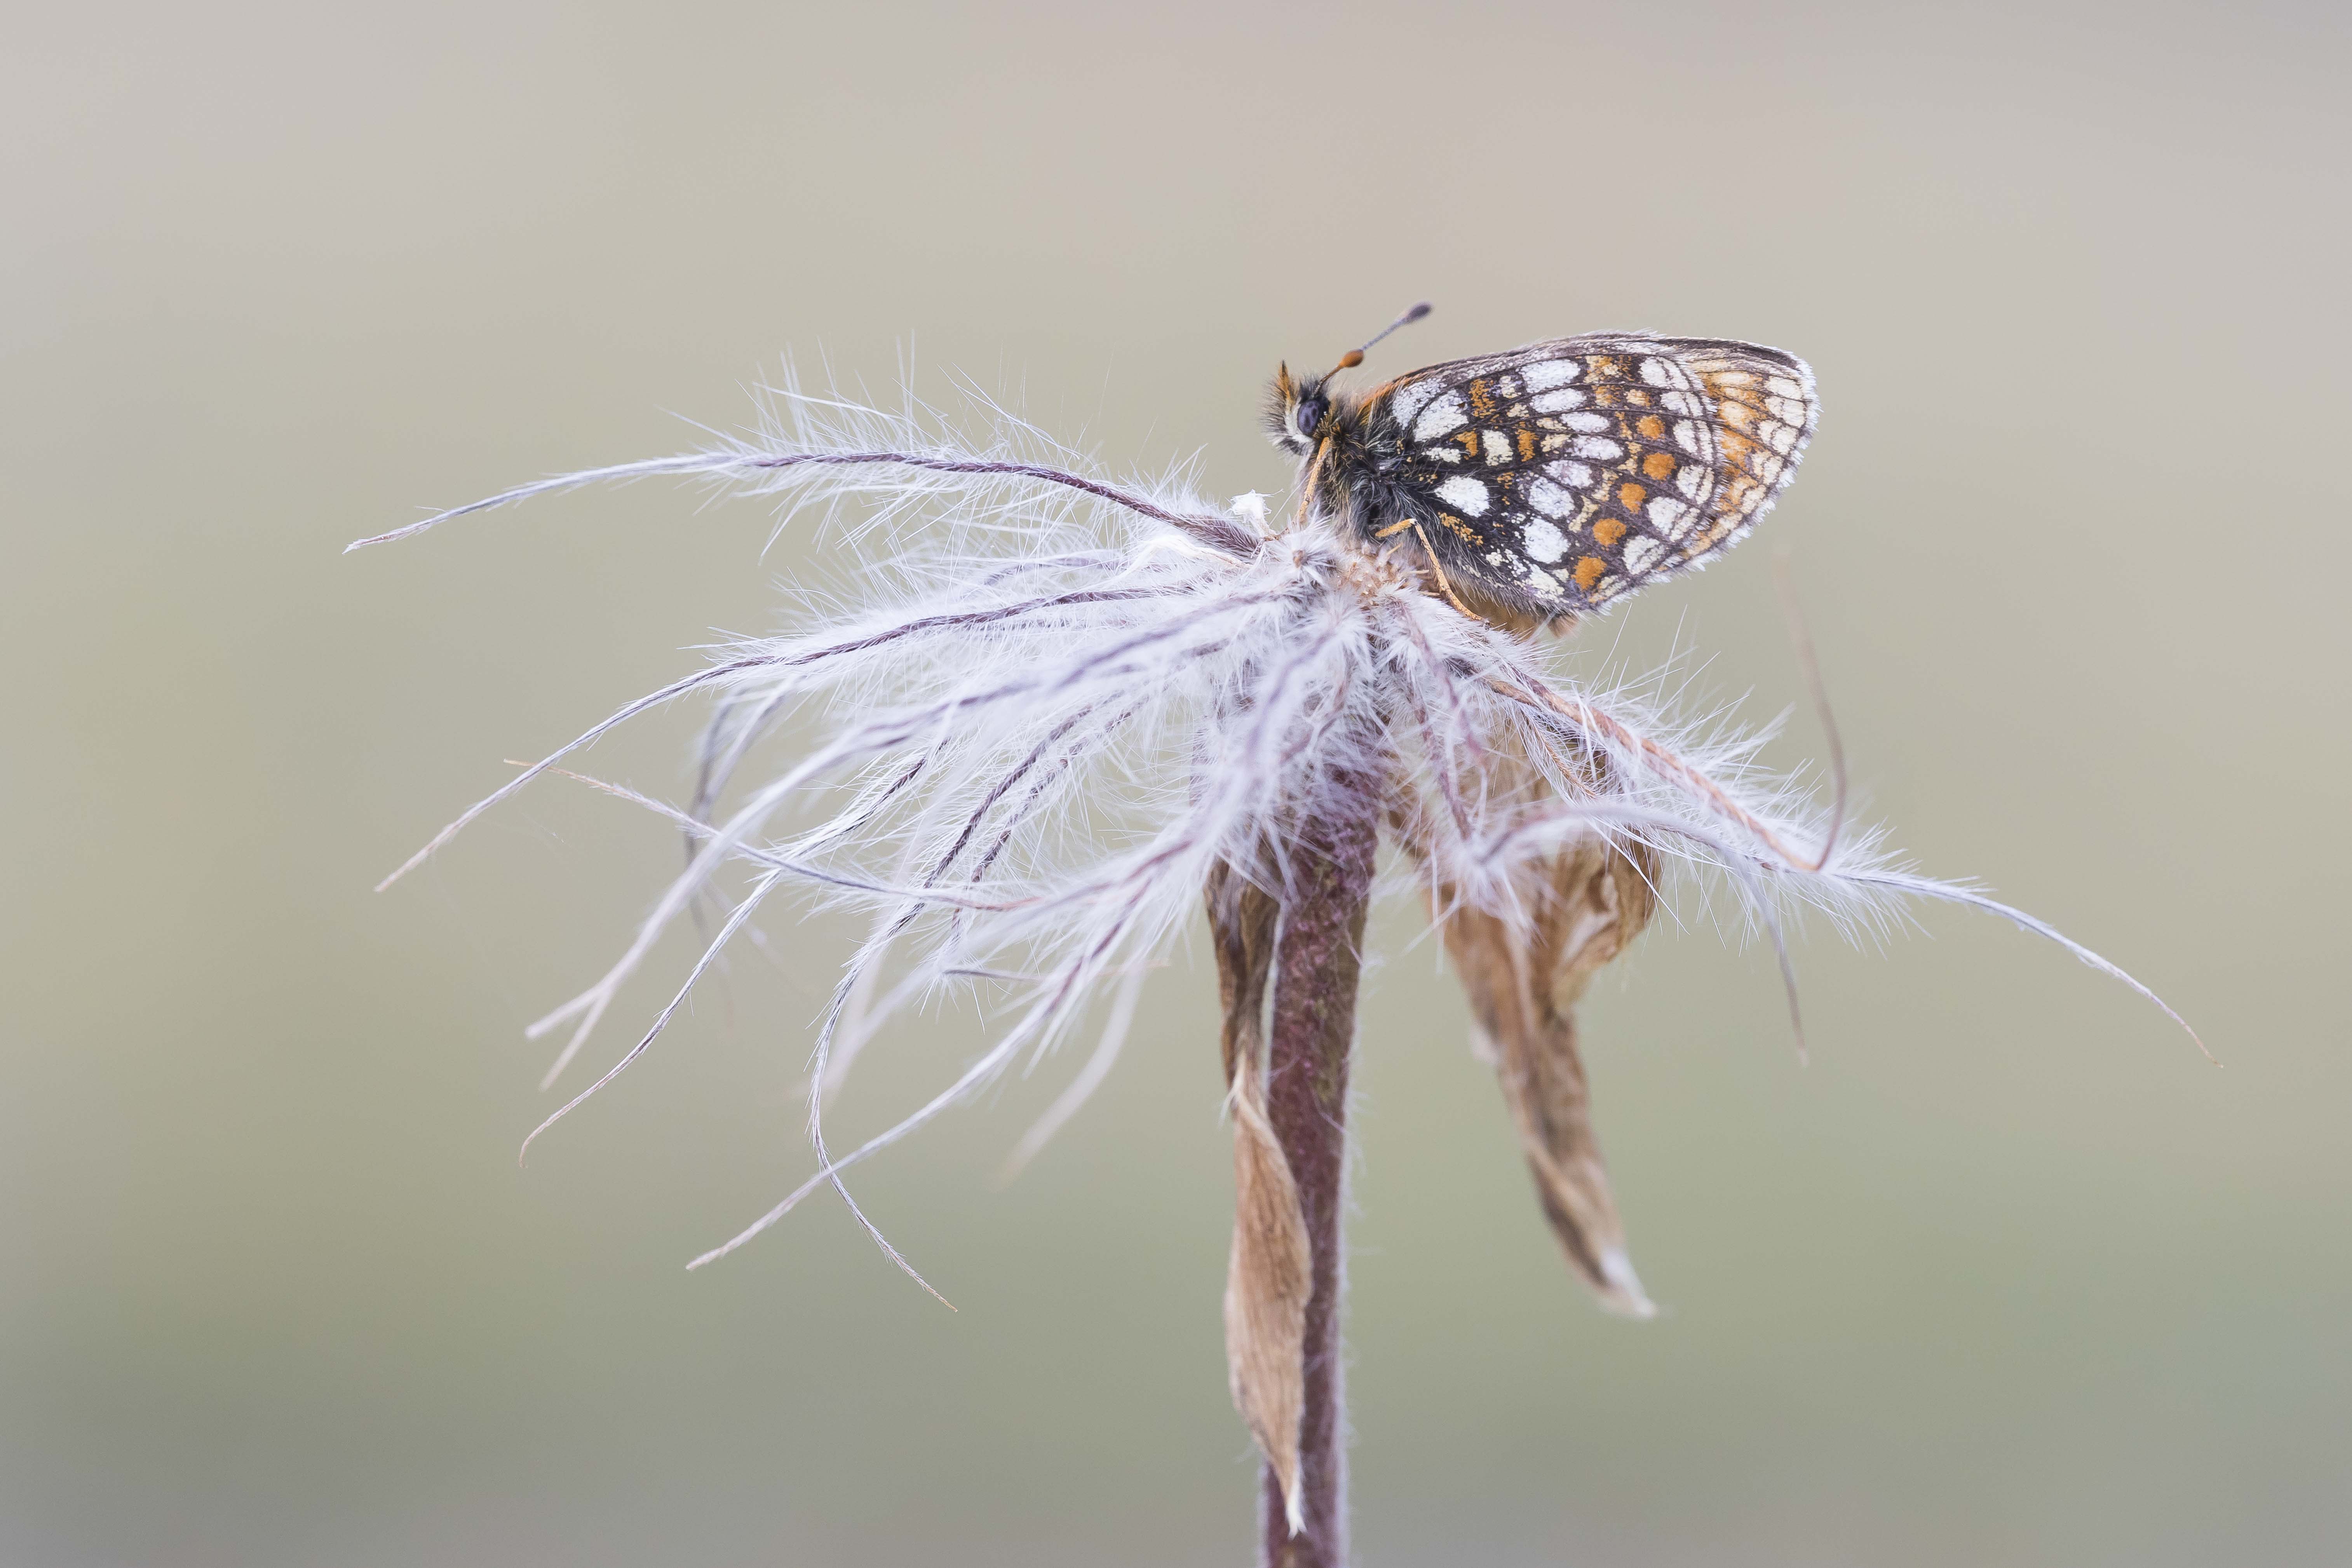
6,2 -> 2347,1563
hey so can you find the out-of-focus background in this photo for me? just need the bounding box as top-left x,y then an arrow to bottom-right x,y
5,3 -> 2347,1563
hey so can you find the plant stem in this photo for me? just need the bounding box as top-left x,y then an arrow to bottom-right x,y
1259,779 -> 1379,1568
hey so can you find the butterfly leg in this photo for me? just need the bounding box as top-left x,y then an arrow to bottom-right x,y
1407,521 -> 1476,620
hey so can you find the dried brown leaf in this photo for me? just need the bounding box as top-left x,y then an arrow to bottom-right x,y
1398,751 -> 1661,1316
1223,1049 -> 1311,1533
1206,862 -> 1308,1534
1205,860 -> 1280,1087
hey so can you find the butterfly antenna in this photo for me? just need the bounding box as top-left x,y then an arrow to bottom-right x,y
1327,300 -> 1431,376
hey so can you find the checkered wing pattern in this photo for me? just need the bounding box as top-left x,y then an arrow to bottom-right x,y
1378,335 -> 1818,612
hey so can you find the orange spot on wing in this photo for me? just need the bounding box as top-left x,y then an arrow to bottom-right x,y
1636,415 -> 1666,440
1642,450 -> 1677,481
1592,516 -> 1627,547
1467,380 -> 1496,418
1618,482 -> 1648,511
1573,556 -> 1607,591
1718,433 -> 1761,499
1516,427 -> 1539,462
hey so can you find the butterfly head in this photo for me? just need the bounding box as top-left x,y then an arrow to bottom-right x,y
1264,362 -> 1339,457
1263,301 -> 1432,459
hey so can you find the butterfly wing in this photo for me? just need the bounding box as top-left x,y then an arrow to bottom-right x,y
1373,335 -> 1818,614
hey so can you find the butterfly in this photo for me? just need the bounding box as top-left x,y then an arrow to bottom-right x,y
1265,305 -> 1818,626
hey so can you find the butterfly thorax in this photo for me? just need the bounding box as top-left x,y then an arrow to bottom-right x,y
1270,371 -> 1411,531
1265,365 -> 1563,629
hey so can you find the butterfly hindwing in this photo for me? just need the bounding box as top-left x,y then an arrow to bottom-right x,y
1374,335 -> 1817,613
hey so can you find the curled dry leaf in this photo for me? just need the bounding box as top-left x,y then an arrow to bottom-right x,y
1207,861 -> 1281,1089
1224,1051 -> 1312,1535
1399,753 -> 1661,1317
1207,865 -> 1310,1535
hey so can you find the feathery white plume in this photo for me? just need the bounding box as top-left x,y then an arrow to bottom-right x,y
355,374 -> 2201,1296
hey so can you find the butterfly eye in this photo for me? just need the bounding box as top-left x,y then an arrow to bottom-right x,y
1294,397 -> 1326,437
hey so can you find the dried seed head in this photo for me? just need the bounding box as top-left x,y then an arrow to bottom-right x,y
355,369 -> 2202,1297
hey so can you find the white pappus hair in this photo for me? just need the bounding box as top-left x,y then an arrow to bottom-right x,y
352,373 -> 2202,1296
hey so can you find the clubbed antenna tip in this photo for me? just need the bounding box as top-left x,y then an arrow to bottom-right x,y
1330,300 -> 1433,375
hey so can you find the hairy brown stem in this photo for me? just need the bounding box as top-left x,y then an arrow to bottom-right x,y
1259,778 -> 1378,1568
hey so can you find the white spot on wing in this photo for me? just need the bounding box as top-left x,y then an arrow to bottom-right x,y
1544,460 -> 1593,488
1480,429 -> 1514,464
1563,411 -> 1610,433
1521,359 -> 1583,391
1435,476 -> 1490,516
1648,497 -> 1692,538
1570,436 -> 1623,460
1412,390 -> 1467,441
1389,378 -> 1443,427
1530,389 -> 1587,413
1624,535 -> 1666,575
1639,357 -> 1693,389
1522,518 -> 1568,562
1526,477 -> 1573,518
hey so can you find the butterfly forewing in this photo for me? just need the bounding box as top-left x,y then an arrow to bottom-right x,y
1377,335 -> 1817,613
